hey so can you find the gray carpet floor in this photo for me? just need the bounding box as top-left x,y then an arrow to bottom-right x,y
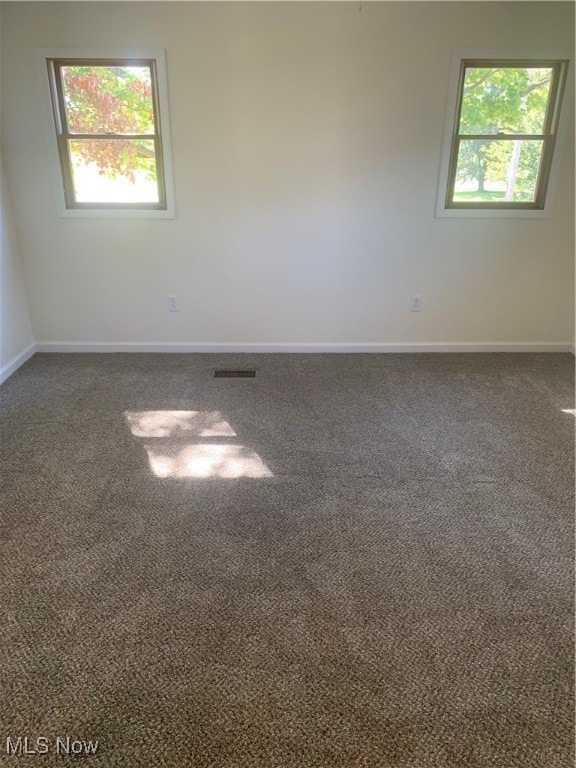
0,352 -> 573,767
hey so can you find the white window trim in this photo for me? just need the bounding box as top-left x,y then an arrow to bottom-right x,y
435,48 -> 573,219
37,47 -> 176,219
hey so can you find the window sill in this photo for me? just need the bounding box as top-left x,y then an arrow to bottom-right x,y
56,206 -> 176,219
435,205 -> 551,219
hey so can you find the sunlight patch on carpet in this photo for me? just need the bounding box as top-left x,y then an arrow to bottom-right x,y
125,410 -> 236,438
144,443 -> 273,479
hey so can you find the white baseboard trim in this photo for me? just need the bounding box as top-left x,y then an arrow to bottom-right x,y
35,341 -> 574,354
0,343 -> 37,384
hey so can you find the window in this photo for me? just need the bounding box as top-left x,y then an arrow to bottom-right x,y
40,48 -> 175,217
437,51 -> 571,218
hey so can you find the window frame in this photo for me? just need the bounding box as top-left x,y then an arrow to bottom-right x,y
436,49 -> 573,219
38,48 -> 175,219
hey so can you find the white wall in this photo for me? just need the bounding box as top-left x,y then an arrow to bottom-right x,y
1,1 -> 574,348
0,160 -> 35,379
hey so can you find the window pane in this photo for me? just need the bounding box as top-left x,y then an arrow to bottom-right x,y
459,67 -> 553,135
69,139 -> 159,203
452,139 -> 544,203
62,65 -> 155,135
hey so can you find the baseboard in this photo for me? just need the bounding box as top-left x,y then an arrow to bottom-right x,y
0,342 -> 37,384
35,341 -> 574,354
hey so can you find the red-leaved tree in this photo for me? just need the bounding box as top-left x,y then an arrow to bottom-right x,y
62,65 -> 156,182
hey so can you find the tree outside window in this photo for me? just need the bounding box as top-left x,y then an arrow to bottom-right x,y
446,60 -> 568,210
46,55 -> 170,211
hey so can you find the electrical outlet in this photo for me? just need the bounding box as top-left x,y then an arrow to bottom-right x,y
409,295 -> 423,312
168,295 -> 179,312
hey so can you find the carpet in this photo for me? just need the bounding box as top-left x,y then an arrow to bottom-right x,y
0,352 -> 573,767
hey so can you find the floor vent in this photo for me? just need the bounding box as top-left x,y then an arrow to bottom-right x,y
213,369 -> 257,379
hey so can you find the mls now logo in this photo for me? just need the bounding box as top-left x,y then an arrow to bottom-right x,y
6,736 -> 99,756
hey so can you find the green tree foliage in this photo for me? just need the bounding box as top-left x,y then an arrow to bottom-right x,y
62,65 -> 157,183
455,67 -> 552,198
